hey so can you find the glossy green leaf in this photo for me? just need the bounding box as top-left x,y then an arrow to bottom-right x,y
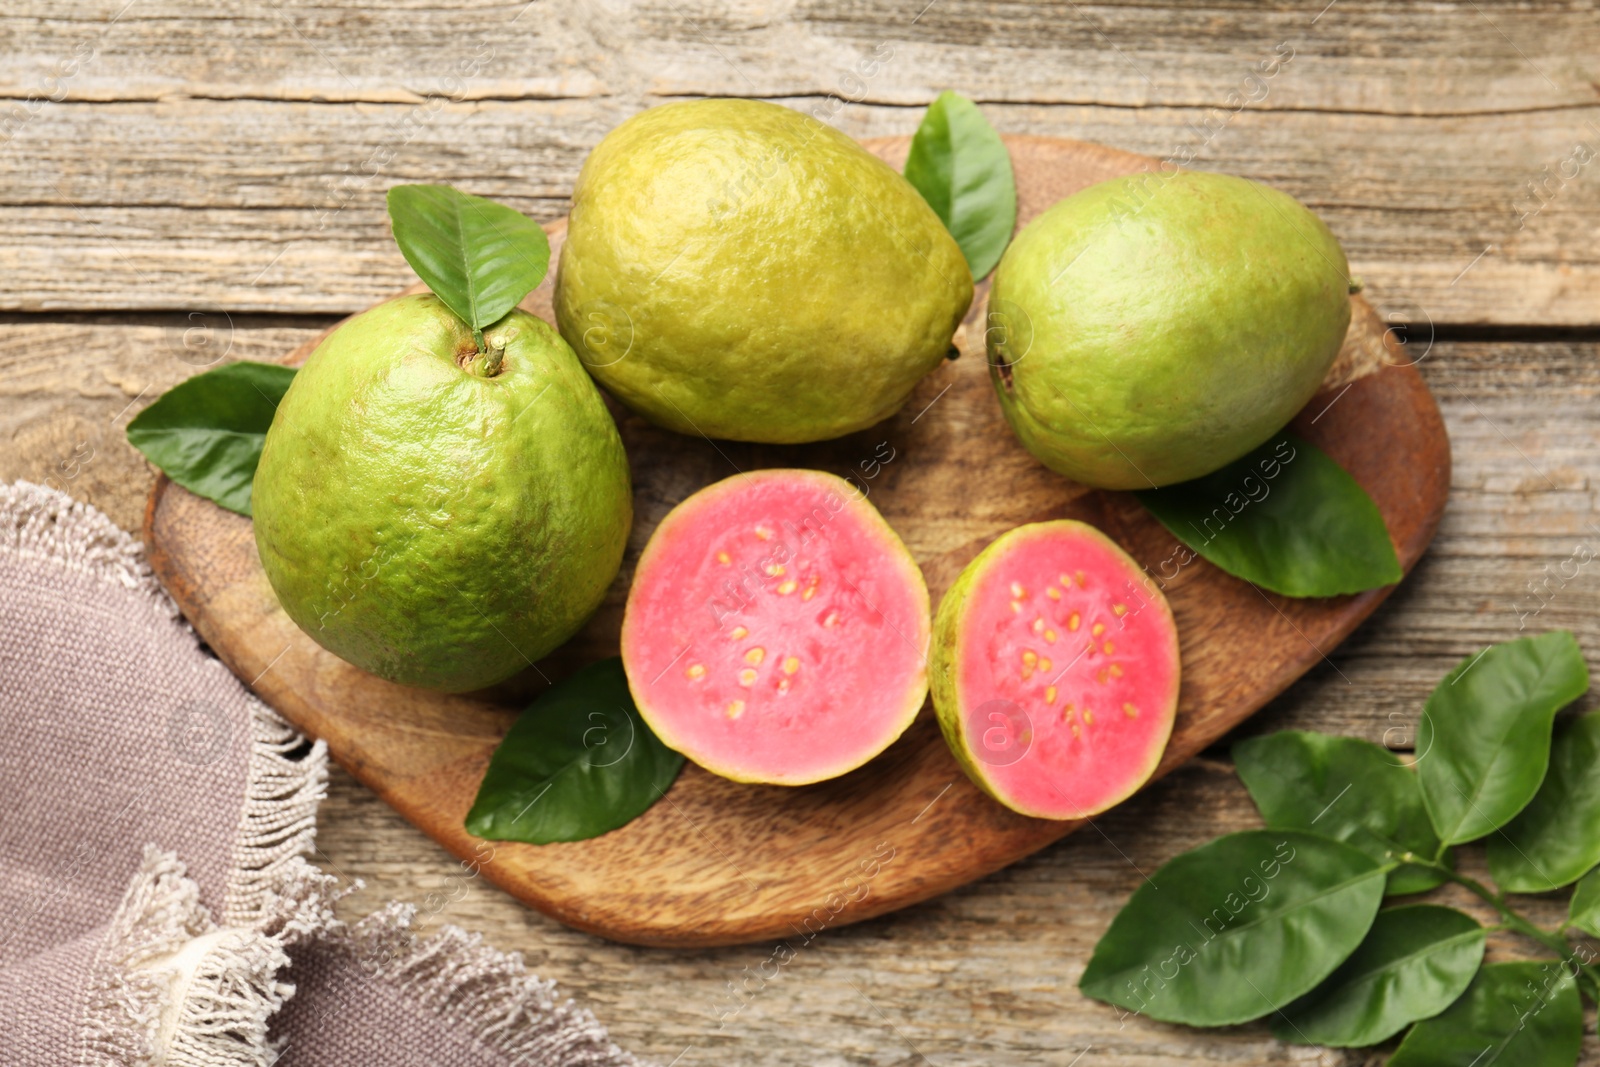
903,90 -> 1017,280
1388,961 -> 1582,1067
1487,712 -> 1600,892
1272,904 -> 1485,1047
1417,632 -> 1589,845
386,184 -> 550,341
1079,830 -> 1387,1026
465,658 -> 684,845
1234,731 -> 1448,895
1136,433 -> 1402,598
125,361 -> 296,516
1565,868 -> 1600,938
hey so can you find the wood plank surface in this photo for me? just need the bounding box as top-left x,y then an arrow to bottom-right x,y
5,326 -> 1598,1058
1,2 -> 1597,322
137,133 -> 1450,948
4,0 -> 1600,1059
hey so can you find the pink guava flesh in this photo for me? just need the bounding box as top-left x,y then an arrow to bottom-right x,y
621,469 -> 930,786
934,521 -> 1180,819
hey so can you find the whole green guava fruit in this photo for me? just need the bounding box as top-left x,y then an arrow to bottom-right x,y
987,170 -> 1351,489
554,98 -> 973,444
252,294 -> 632,692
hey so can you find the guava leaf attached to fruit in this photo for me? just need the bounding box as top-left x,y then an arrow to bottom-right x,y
126,360 -> 296,516
386,183 -> 551,347
1137,433 -> 1402,598
904,90 -> 1017,280
466,658 -> 684,845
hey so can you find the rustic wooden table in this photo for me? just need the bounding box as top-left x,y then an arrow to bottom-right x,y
3,2 -> 1598,1063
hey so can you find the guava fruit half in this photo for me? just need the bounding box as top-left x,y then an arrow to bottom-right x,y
253,294 -> 633,693
930,520 -> 1180,819
987,170 -> 1351,489
620,469 -> 930,785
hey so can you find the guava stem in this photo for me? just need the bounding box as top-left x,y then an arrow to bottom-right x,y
481,336 -> 506,377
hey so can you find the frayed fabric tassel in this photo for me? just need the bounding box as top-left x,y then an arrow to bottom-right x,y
309,905 -> 651,1067
222,702 -> 328,930
2,481 -> 648,1066
0,481 -> 175,615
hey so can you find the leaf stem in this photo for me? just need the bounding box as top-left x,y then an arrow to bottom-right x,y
1410,856 -> 1600,1001
482,336 -> 506,377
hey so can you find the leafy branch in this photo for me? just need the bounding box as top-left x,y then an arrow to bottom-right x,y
1408,857 -> 1600,1001
1082,630 -> 1595,1064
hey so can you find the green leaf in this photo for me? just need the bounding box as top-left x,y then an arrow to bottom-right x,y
125,361 -> 296,516
1417,632 -> 1589,845
386,184 -> 550,341
1078,830 -> 1387,1026
903,90 -> 1017,280
1388,961 -> 1582,1067
1566,868 -> 1600,938
465,658 -> 683,845
1233,731 -> 1449,895
1487,712 -> 1600,892
1136,433 -> 1403,598
1272,904 -> 1485,1047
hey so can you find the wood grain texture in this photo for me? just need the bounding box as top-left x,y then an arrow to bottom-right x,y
1,1 -> 1596,322
139,135 -> 1450,947
310,760 -> 1600,1066
3,2 -> 1597,1057
0,328 -> 1587,742
3,323 -> 1594,1061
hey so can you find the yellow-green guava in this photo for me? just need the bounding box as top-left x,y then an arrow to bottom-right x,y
252,294 -> 632,692
987,171 -> 1351,489
554,98 -> 973,444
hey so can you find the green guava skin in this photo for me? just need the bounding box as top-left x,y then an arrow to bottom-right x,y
252,294 -> 632,692
554,98 -> 973,444
988,171 -> 1351,489
929,539 -> 1007,804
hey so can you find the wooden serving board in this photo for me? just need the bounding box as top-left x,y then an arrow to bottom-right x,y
144,135 -> 1450,948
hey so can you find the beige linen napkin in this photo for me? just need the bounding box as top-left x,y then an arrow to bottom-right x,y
0,481 -> 646,1067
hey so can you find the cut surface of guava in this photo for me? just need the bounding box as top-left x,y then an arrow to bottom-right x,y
621,469 -> 930,786
931,521 -> 1180,819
